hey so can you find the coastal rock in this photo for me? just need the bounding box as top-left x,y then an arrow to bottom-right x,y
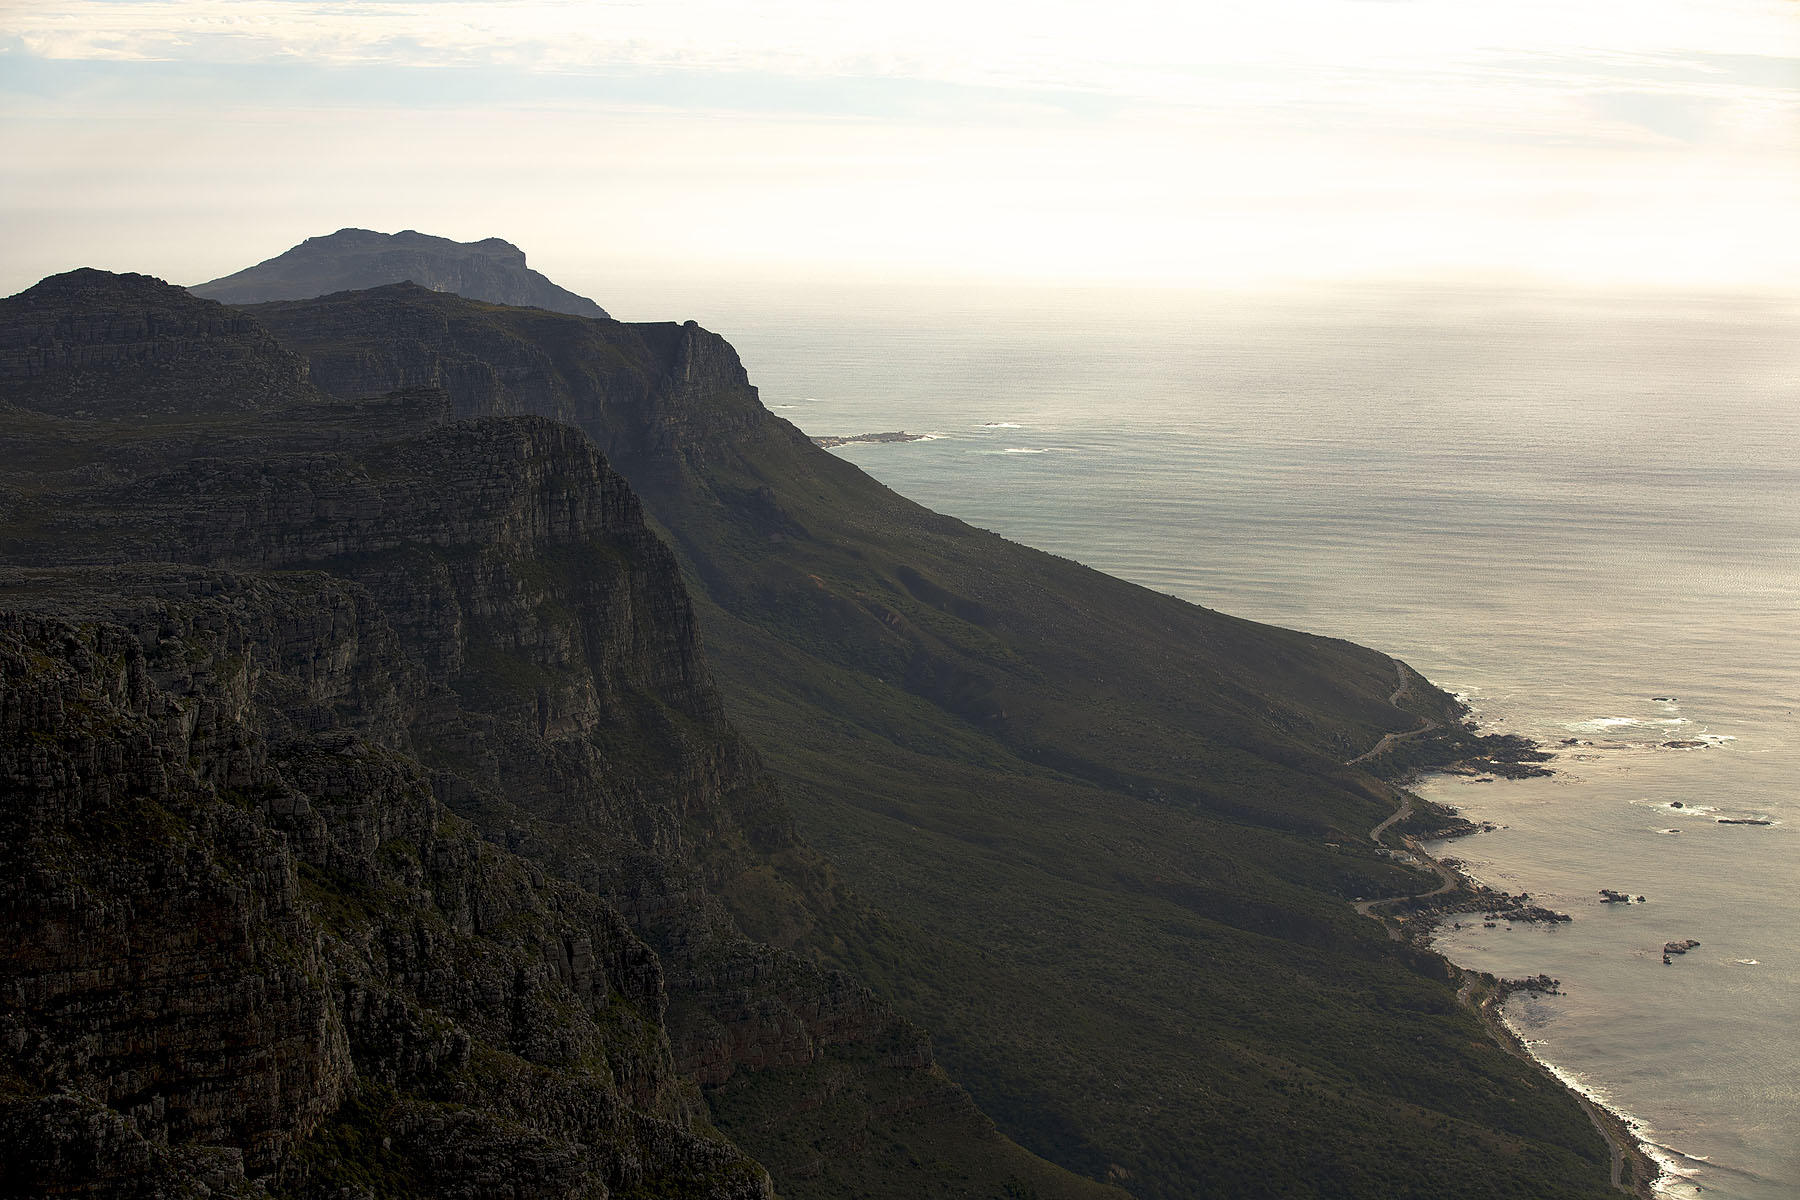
811,431 -> 930,448
1492,905 -> 1572,924
1400,880 -> 1570,927
1451,733 -> 1555,778
1495,973 -> 1562,997
1414,817 -> 1495,841
1663,939 -> 1701,955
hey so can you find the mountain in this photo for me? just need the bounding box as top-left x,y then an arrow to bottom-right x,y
0,270 -> 1122,1200
190,228 -> 610,318
241,273 -> 1633,1199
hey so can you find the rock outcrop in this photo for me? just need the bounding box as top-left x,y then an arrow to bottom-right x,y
192,229 -> 610,319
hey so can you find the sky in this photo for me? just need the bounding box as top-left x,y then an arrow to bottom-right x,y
1,0 -> 1797,300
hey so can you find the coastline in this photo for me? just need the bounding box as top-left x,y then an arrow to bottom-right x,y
1356,719 -> 1662,1198
1460,957 -> 1662,1198
773,284 -> 1794,1200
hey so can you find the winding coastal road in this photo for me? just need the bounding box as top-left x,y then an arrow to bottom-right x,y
1345,660 -> 1442,766
1351,793 -> 1460,936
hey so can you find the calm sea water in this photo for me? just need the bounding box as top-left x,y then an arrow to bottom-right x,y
615,278 -> 1800,1198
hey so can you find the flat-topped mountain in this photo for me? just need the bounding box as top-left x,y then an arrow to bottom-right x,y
190,228 -> 611,318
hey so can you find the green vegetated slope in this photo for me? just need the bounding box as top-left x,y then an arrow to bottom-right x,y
253,284 -> 1620,1200
0,269 -> 1121,1200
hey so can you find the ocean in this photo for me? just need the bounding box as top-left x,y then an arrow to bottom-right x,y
612,277 -> 1800,1198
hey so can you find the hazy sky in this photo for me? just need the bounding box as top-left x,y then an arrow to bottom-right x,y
2,0 -> 1796,299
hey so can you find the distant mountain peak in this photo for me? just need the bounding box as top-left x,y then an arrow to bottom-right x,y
303,227 -> 526,263
191,228 -> 608,318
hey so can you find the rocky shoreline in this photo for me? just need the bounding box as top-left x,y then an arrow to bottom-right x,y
1420,864 -> 1658,1196
1493,972 -> 1562,999
1367,732 -> 1660,1197
1461,970 -> 1662,1198
1433,731 -> 1556,779
1409,900 -> 1658,1196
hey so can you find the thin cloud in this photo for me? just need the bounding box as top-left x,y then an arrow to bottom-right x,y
2,0 -> 1795,290
7,0 -> 1792,158
6,1 -> 1793,83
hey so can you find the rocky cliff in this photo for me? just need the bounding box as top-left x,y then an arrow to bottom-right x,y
0,600 -> 765,1199
0,271 -> 1120,1200
191,230 -> 610,320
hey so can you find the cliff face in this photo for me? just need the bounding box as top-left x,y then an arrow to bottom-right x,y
0,272 -> 1120,1200
0,601 -> 763,1200
0,610 -> 350,1193
190,229 -> 610,320
247,284 -> 766,466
